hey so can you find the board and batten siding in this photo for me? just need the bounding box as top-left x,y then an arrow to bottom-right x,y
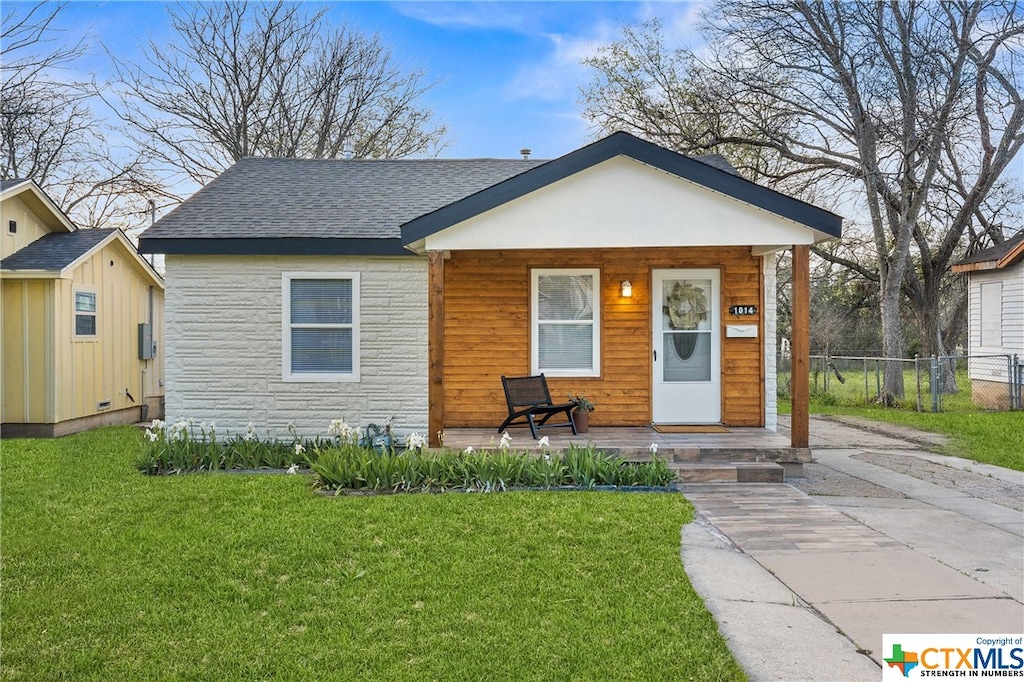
55,242 -> 165,422
441,246 -> 765,428
1,279 -> 51,422
1,196 -> 52,261
1,240 -> 164,427
164,255 -> 428,438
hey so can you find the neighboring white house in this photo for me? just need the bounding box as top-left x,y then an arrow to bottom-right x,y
953,232 -> 1024,409
139,133 -> 842,447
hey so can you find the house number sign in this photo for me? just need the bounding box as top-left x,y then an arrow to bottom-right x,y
729,305 -> 758,316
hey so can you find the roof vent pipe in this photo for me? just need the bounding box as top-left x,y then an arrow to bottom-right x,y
520,148 -> 531,160
147,199 -> 156,226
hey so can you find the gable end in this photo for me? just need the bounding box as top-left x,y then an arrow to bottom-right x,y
400,132 -> 842,247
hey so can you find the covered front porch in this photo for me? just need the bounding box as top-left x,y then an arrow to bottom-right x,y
400,134 -> 834,455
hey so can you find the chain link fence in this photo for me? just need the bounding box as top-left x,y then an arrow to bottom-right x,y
777,352 -> 1023,412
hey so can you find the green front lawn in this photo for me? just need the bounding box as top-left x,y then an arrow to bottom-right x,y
1,427 -> 743,681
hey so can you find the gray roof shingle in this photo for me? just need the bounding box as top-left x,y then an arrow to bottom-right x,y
693,154 -> 739,175
956,231 -> 1024,266
1,228 -> 115,271
142,158 -> 547,241
1,178 -> 30,192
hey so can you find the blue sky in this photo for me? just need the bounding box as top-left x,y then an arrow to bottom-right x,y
55,1 -> 704,160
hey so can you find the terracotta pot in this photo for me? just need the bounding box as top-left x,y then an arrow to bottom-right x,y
574,410 -> 590,433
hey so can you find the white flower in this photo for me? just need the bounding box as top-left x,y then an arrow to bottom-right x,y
649,443 -> 659,454
294,442 -> 305,455
406,432 -> 427,450
145,429 -> 158,442
328,419 -> 356,440
543,453 -> 551,463
150,419 -> 166,432
537,436 -> 550,449
286,464 -> 299,475
243,421 -> 256,442
463,446 -> 475,454
169,420 -> 189,441
499,431 -> 512,450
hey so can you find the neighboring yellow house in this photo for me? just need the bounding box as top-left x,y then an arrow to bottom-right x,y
1,179 -> 165,437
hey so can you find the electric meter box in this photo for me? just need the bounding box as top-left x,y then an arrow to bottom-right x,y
138,323 -> 154,360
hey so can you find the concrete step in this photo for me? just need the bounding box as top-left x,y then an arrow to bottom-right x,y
671,461 -> 785,484
616,447 -> 810,464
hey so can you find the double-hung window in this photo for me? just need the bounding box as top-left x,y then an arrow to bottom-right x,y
282,273 -> 359,382
531,268 -> 600,377
74,290 -> 97,337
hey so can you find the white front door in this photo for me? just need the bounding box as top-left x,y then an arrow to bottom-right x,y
652,269 -> 721,423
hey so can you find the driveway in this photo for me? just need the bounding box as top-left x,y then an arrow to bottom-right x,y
680,414 -> 1024,681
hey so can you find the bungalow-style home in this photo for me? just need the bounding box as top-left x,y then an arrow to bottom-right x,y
139,132 -> 840,447
1,179 -> 165,437
952,231 -> 1024,409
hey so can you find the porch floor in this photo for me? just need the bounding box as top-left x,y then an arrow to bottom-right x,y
441,425 -> 809,464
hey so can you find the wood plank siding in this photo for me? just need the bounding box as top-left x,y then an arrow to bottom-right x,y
441,246 -> 765,428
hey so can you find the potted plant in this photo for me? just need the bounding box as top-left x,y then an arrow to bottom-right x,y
569,394 -> 595,433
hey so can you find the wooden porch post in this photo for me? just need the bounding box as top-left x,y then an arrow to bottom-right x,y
428,251 -> 445,447
791,245 -> 810,448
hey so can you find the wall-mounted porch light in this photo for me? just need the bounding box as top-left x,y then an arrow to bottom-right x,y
621,280 -> 632,298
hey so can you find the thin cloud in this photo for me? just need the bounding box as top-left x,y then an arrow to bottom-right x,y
390,2 -> 538,32
503,29 -> 609,102
500,4 -> 704,103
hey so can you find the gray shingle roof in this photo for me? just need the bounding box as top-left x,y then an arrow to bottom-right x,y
956,231 -> 1024,266
1,178 -> 29,192
142,158 -> 547,241
693,154 -> 739,175
1,228 -> 115,271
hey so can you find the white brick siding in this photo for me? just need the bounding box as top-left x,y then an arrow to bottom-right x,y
164,255 -> 428,439
763,253 -> 778,431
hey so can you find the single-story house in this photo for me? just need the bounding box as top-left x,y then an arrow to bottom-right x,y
139,132 -> 840,446
1,179 -> 165,436
952,231 -> 1024,409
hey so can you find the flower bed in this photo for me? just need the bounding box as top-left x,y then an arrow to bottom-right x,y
137,420 -> 676,492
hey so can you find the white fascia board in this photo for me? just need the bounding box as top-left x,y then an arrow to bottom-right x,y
0,269 -> 61,279
423,156 -> 820,252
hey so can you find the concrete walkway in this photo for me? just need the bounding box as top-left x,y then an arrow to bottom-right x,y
680,415 -> 1024,681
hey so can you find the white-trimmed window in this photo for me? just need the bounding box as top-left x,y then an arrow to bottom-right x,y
74,290 -> 97,337
979,281 -> 1002,348
531,268 -> 600,377
282,273 -> 360,382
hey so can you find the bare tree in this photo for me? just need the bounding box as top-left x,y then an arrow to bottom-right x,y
111,1 -> 448,187
1,2 -> 165,230
581,2 -> 1024,399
